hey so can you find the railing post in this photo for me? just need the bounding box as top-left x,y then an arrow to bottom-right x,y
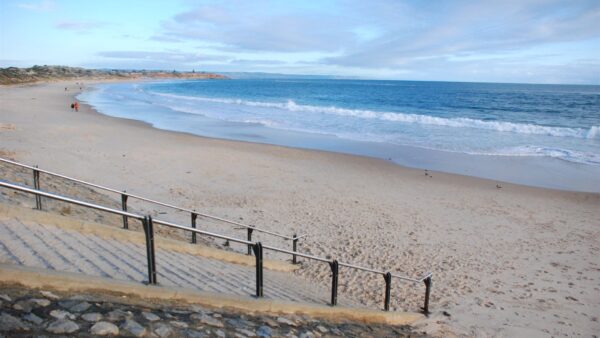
32,166 -> 41,210
422,276 -> 432,315
292,234 -> 298,264
121,192 -> 128,229
329,260 -> 339,306
142,216 -> 157,285
252,242 -> 263,297
191,212 -> 197,244
383,272 -> 392,311
247,227 -> 254,255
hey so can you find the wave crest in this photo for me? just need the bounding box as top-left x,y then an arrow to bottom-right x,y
153,92 -> 599,140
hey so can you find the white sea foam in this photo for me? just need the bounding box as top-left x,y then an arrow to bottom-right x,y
153,92 -> 599,140
588,126 -> 600,139
486,145 -> 600,165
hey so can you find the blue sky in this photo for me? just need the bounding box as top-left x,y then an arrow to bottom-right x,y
1,0 -> 599,84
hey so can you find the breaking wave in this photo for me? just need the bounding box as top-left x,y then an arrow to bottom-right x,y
154,93 -> 599,140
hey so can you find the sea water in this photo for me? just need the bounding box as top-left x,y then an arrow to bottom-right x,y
78,78 -> 600,192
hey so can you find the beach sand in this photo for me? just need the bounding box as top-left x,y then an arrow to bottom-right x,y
1,81 -> 599,337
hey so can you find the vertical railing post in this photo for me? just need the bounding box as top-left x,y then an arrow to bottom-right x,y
383,272 -> 392,311
121,192 -> 128,229
329,260 -> 339,306
252,242 -> 263,297
142,216 -> 157,285
422,276 -> 432,315
292,234 -> 298,264
191,212 -> 197,244
32,166 -> 41,210
247,227 -> 254,255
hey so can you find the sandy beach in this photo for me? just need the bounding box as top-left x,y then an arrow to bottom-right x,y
1,81 -> 599,337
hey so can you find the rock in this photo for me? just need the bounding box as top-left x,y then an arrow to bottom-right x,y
262,317 -> 279,327
70,301 -> 92,312
236,328 -> 256,337
227,318 -> 254,328
154,323 -> 173,338
0,312 -> 30,331
189,305 -> 206,313
316,325 -> 328,333
46,319 -> 79,334
106,309 -> 131,321
330,328 -> 342,335
50,309 -> 75,320
31,298 -> 51,307
23,313 -> 44,325
66,294 -> 94,301
170,309 -> 191,315
277,317 -> 296,326
183,329 -> 207,338
257,325 -> 272,337
191,313 -> 224,328
40,291 -> 60,300
82,312 -> 103,322
58,300 -> 78,309
215,329 -> 226,338
122,319 -> 146,337
0,295 -> 11,302
299,332 -> 315,338
91,321 -> 119,336
171,321 -> 189,328
13,298 -> 51,312
142,311 -> 160,322
13,301 -> 32,312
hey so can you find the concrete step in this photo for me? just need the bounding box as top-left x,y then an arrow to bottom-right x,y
0,211 -> 358,308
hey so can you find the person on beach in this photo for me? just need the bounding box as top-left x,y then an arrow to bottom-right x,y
73,102 -> 79,112
70,103 -> 74,111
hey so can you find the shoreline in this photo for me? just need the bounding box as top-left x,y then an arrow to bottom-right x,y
1,80 -> 599,337
80,80 -> 600,193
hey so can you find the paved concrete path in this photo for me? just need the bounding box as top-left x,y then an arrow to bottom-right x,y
0,216 -> 356,307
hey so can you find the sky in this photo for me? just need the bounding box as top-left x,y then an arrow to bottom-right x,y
1,0 -> 599,84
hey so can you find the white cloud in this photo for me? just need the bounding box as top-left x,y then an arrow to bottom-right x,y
55,21 -> 106,32
17,0 -> 55,11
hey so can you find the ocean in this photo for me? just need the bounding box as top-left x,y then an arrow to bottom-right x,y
78,78 -> 600,192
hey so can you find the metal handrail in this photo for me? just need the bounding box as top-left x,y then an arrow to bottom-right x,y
0,181 -> 143,220
153,218 -> 253,246
0,179 -> 433,313
262,244 -> 331,263
0,157 -> 297,240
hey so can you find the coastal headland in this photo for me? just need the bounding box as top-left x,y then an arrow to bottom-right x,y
0,65 -> 227,85
0,79 -> 599,337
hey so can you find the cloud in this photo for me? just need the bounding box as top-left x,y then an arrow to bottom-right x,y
229,59 -> 287,66
149,35 -> 183,43
323,0 -> 600,68
160,2 -> 359,52
55,21 -> 106,32
17,0 -> 55,11
156,0 -> 599,80
97,50 -> 226,64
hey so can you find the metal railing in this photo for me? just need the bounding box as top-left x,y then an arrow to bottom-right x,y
0,157 -> 304,259
0,179 -> 432,314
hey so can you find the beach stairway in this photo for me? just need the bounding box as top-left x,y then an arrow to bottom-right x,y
0,157 -> 430,322
0,204 -> 355,307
